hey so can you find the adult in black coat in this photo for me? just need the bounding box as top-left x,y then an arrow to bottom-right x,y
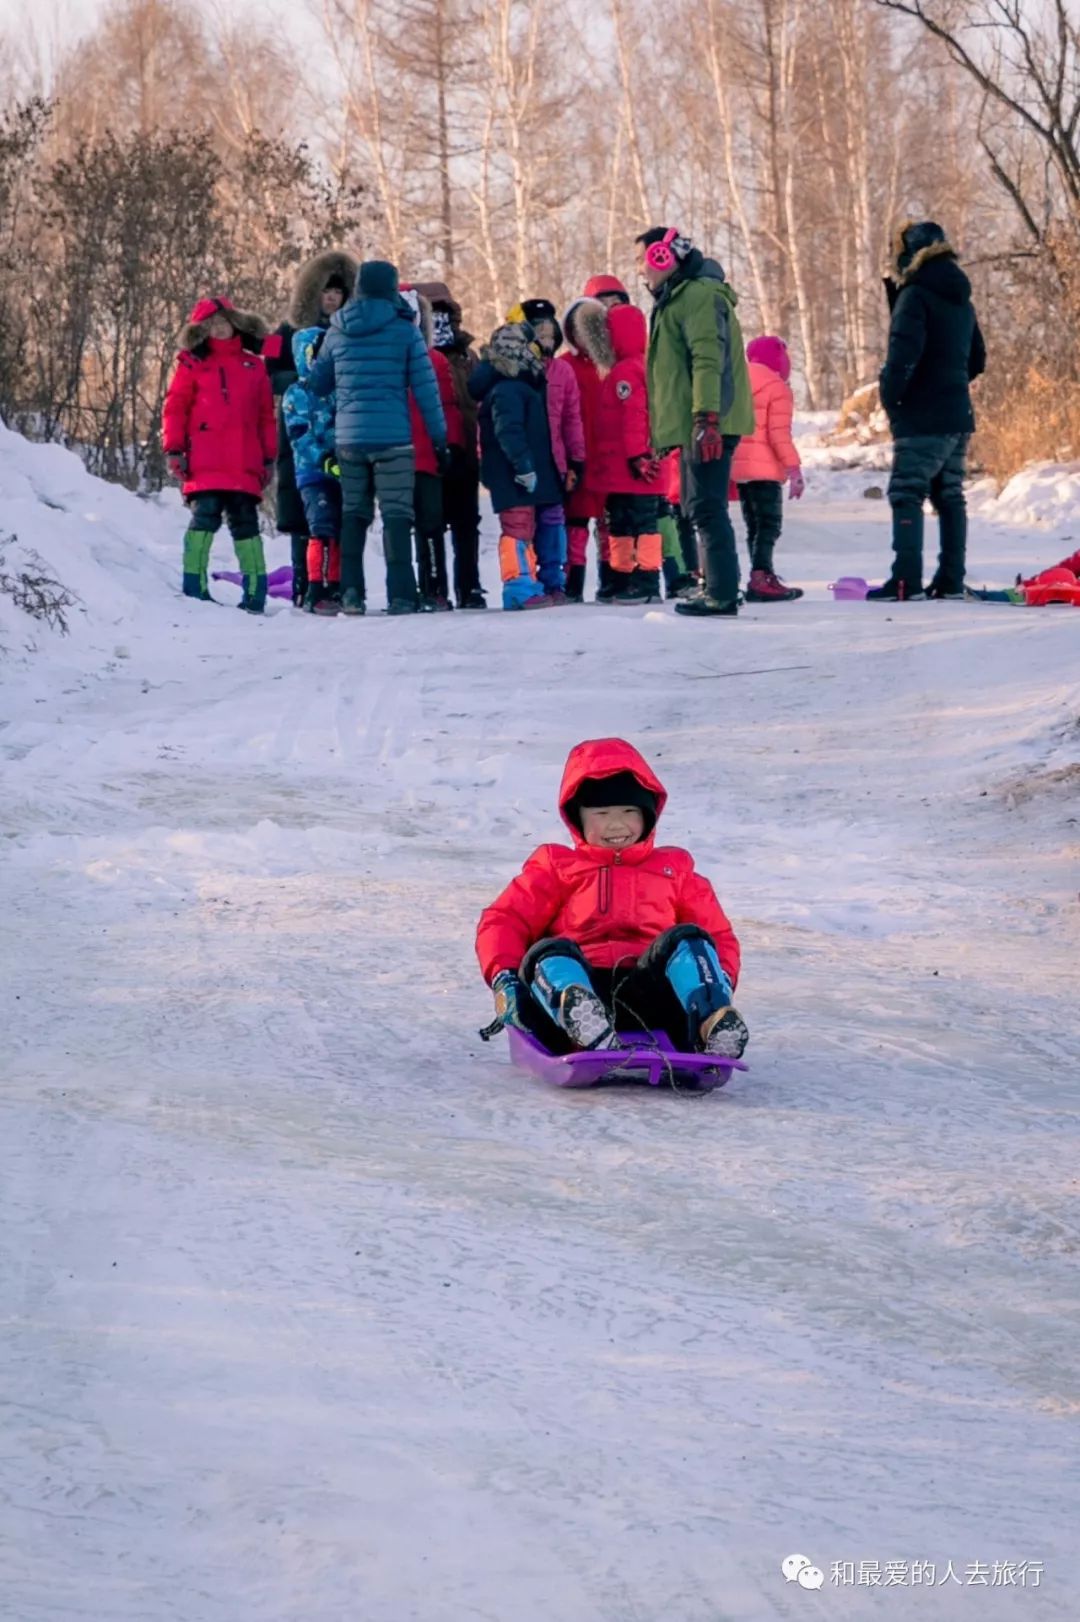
263,249 -> 359,602
869,221 -> 987,601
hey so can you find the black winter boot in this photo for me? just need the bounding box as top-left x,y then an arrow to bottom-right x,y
565,563 -> 586,602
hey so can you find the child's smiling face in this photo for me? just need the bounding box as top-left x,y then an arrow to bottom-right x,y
580,805 -> 646,850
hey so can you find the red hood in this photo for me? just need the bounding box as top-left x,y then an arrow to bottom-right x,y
584,274 -> 629,301
558,737 -> 667,851
608,303 -> 647,361
188,295 -> 236,325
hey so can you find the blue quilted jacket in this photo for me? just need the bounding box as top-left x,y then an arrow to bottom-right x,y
307,295 -> 446,452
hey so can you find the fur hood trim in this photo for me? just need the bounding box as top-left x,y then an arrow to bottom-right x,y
288,248 -> 360,329
181,306 -> 267,352
565,297 -> 615,375
899,240 -> 956,286
891,219 -> 956,285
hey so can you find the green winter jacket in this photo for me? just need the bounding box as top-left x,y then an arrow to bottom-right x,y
647,256 -> 755,452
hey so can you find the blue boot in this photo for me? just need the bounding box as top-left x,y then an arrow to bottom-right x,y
529,952 -> 618,1050
664,932 -> 747,1054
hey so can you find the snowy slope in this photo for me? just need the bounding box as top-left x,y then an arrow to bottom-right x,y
2,419 -> 1079,1622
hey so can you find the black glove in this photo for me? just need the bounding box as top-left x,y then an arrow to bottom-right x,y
492,970 -> 529,1031
435,443 -> 453,476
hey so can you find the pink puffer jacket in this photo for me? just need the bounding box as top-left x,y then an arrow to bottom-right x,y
544,355 -> 586,479
732,337 -> 800,485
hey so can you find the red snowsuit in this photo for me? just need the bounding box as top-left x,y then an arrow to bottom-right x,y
162,330 -> 276,500
475,738 -> 740,986
410,347 -> 464,473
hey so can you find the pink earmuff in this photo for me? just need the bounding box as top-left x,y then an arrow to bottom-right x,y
645,228 -> 680,272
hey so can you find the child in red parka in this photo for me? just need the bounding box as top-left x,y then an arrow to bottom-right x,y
731,335 -> 804,603
476,738 -> 748,1058
586,303 -> 666,602
162,297 -> 276,611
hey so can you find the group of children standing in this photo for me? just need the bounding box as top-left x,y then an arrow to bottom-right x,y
162,249 -> 805,615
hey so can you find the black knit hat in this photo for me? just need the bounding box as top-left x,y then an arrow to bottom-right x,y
568,771 -> 658,834
358,260 -> 399,300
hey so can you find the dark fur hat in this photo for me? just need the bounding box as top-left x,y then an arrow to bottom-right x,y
288,248 -> 361,328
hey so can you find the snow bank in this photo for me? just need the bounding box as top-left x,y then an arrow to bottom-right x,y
969,460 -> 1080,538
0,418 -> 181,662
796,412 -> 1080,546
0,418 -> 299,678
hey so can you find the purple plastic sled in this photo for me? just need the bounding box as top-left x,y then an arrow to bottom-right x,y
507,1025 -> 747,1090
212,565 -> 294,599
829,576 -> 870,600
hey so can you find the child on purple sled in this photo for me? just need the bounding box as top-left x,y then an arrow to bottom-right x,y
475,738 -> 748,1058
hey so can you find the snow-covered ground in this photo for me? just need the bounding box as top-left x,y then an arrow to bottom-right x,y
2,419 -> 1078,1621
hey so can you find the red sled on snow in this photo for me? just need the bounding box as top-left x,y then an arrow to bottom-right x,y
1021,567 -> 1080,606
505,1024 -> 747,1090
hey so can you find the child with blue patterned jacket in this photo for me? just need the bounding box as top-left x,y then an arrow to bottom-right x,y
283,327 -> 342,614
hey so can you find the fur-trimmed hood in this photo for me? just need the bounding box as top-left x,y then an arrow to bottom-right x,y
181,298 -> 267,353
891,219 -> 972,303
892,220 -> 956,285
288,248 -> 360,329
563,297 -> 613,373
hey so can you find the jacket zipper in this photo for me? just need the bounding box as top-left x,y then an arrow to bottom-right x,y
598,853 -> 621,914
219,366 -> 229,403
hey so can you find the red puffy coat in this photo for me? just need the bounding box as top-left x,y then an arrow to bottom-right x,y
475,737 -> 740,986
591,305 -> 665,497
411,346 -> 464,473
162,335 -> 276,499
